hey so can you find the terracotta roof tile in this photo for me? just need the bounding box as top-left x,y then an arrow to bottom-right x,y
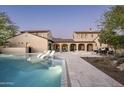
20,30 -> 50,33
53,38 -> 95,43
74,31 -> 100,34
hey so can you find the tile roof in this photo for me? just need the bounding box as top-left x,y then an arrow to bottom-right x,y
74,31 -> 100,34
20,30 -> 50,33
53,38 -> 95,43
7,32 -> 53,42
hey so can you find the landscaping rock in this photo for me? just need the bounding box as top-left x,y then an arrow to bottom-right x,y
117,63 -> 124,71
111,60 -> 118,66
116,58 -> 124,66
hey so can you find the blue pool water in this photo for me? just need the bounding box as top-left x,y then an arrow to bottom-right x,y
0,54 -> 63,87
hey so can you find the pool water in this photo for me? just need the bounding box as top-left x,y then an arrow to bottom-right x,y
0,54 -> 63,87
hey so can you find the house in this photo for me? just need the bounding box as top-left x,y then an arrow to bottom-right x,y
7,30 -> 53,53
5,29 -> 107,53
53,31 -> 107,52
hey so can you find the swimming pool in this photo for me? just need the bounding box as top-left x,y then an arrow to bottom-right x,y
0,54 -> 66,87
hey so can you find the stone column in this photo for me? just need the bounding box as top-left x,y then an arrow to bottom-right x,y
51,43 -> 53,50
68,43 -> 70,52
76,43 -> 78,51
60,43 -> 62,52
93,43 -> 96,50
85,43 -> 87,51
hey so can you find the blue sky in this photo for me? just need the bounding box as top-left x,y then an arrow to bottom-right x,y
0,5 -> 111,38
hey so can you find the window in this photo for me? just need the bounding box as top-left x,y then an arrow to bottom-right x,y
85,34 -> 87,38
95,43 -> 97,46
79,34 -> 80,38
36,33 -> 38,36
80,34 -> 81,38
77,34 -> 80,39
81,34 -> 83,38
42,34 -> 44,37
91,34 -> 93,37
76,34 -> 78,38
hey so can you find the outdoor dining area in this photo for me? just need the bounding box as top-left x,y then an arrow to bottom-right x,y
94,47 -> 114,55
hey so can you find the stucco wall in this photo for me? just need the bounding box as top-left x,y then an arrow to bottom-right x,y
73,32 -> 107,49
73,33 -> 99,41
53,42 -> 96,52
7,33 -> 48,53
31,32 -> 52,40
1,48 -> 26,54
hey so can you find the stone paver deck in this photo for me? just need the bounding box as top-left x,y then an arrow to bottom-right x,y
56,52 -> 123,87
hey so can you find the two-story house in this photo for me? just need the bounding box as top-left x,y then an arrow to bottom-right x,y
6,30 -> 106,53
53,31 -> 106,52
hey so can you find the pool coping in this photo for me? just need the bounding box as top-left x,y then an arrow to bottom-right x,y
60,58 -> 71,87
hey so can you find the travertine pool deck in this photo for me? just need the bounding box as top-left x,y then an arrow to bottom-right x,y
56,52 -> 123,87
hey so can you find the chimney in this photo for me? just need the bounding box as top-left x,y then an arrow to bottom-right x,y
89,28 -> 92,31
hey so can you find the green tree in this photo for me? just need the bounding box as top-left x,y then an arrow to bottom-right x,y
99,6 -> 124,51
117,36 -> 124,48
0,12 -> 18,45
100,5 -> 124,30
99,29 -> 115,45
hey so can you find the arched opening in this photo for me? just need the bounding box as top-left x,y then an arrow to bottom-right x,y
87,44 -> 93,51
53,44 -> 60,52
48,43 -> 52,50
78,44 -> 85,51
70,44 -> 76,51
62,44 -> 68,52
26,42 -> 32,53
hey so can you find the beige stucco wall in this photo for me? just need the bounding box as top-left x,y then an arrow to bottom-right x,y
1,48 -> 26,54
73,33 -> 99,41
73,32 -> 108,49
31,32 -> 52,40
33,32 -> 48,38
7,33 -> 48,53
53,42 -> 96,52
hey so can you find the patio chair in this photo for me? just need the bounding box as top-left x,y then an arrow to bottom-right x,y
27,50 -> 51,62
27,50 -> 55,63
39,50 -> 55,61
49,50 -> 55,58
37,50 -> 50,58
